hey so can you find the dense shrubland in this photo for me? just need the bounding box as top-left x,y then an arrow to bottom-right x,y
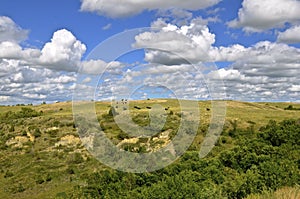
70,119 -> 300,199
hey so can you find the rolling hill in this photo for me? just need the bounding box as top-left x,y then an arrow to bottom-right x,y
0,99 -> 299,198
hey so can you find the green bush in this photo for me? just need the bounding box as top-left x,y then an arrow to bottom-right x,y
72,119 -> 300,199
9,124 -> 15,132
0,107 -> 42,121
4,170 -> 14,178
68,152 -> 84,164
22,130 -> 27,136
33,127 -> 42,137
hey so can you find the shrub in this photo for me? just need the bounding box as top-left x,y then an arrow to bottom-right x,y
9,124 -> 15,132
18,107 -> 42,118
66,166 -> 76,175
1,107 -> 42,121
22,130 -> 27,136
4,170 -> 14,178
68,153 -> 84,164
117,131 -> 129,140
33,128 -> 42,138
10,183 -> 25,193
53,120 -> 60,127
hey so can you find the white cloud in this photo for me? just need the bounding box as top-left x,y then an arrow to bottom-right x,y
23,93 -> 47,100
134,18 -> 216,64
39,29 -> 87,71
102,23 -> 112,30
1,15 -> 300,104
209,68 -> 244,81
216,44 -> 248,62
0,17 -> 86,104
135,18 -> 300,66
92,63 -> 212,101
205,42 -> 300,101
0,58 -> 78,104
0,16 -> 28,42
80,60 -> 124,75
228,0 -> 300,32
0,41 -> 23,59
80,0 -> 220,18
82,77 -> 92,83
156,8 -> 193,26
0,16 -> 132,104
277,25 -> 300,44
0,96 -> 10,102
0,59 -> 19,78
289,85 -> 300,92
242,41 -> 300,65
50,75 -> 77,84
133,18 -> 300,101
0,19 -> 87,72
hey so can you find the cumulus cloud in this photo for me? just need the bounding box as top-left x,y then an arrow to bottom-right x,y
135,18 -> 300,66
289,85 -> 300,92
216,44 -> 248,62
240,41 -> 300,66
0,41 -> 23,59
0,18 -> 87,72
207,67 -> 300,101
133,18 -> 300,101
38,29 -> 87,71
1,15 -> 299,104
0,58 -> 78,104
0,16 -> 104,104
277,25 -> 300,44
205,41 -> 300,101
134,19 -> 264,64
80,60 -> 124,75
134,18 -> 216,64
0,16 -> 29,42
0,16 -> 134,105
228,0 -> 300,32
0,17 -> 34,61
80,0 -> 220,18
91,63 -> 213,101
0,17 -> 87,72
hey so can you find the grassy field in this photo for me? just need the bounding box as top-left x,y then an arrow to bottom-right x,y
0,99 -> 299,198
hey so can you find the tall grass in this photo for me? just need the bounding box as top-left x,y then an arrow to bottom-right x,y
246,185 -> 300,199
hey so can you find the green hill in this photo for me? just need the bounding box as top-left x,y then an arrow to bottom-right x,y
0,100 -> 299,198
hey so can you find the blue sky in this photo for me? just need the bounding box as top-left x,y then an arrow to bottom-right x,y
0,0 -> 300,104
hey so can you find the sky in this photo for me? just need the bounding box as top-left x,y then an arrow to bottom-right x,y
0,0 -> 300,105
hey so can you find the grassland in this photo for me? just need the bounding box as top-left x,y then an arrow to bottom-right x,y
0,99 -> 299,198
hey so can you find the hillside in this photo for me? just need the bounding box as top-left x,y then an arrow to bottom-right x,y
0,99 -> 299,198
